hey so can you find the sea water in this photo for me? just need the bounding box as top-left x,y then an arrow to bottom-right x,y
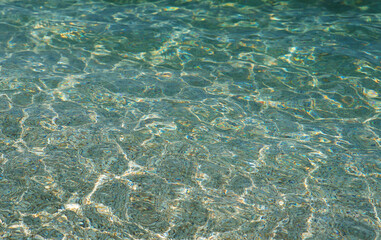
0,0 -> 380,239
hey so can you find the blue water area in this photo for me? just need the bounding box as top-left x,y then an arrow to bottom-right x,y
0,0 -> 381,239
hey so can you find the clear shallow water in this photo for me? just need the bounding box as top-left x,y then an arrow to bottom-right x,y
0,0 -> 381,239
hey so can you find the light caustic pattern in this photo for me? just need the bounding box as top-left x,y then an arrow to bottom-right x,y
0,0 -> 381,239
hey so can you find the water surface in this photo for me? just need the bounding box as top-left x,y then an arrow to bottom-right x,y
0,0 -> 381,239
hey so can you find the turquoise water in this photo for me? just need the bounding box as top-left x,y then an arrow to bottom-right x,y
0,0 -> 381,239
